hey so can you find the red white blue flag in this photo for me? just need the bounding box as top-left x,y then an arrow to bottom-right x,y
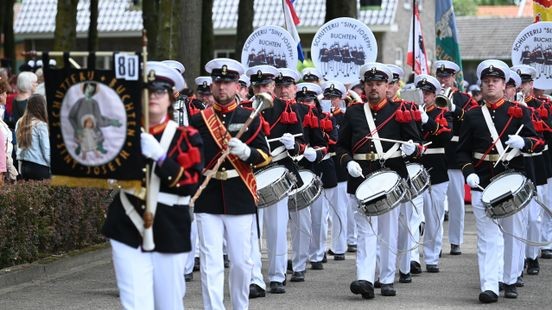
283,0 -> 305,62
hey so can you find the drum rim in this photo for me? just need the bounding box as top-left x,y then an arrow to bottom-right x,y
355,169 -> 401,200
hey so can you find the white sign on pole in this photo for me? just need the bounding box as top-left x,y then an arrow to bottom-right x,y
511,22 -> 552,90
241,25 -> 298,70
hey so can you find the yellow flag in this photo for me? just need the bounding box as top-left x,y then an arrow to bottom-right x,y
534,0 -> 552,22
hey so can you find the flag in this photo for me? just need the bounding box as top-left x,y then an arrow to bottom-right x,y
435,0 -> 464,90
282,0 -> 305,62
534,0 -> 552,22
406,5 -> 429,75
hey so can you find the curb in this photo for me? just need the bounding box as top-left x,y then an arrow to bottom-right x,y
0,243 -> 111,289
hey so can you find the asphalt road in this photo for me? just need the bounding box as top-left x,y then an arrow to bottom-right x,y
1,206 -> 552,309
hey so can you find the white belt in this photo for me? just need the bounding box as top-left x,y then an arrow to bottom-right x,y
157,192 -> 191,206
523,152 -> 543,157
424,147 -> 445,155
272,152 -> 289,162
203,169 -> 239,180
450,136 -> 459,142
353,151 -> 401,161
473,152 -> 500,162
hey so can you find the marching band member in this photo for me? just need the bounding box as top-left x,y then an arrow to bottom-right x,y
194,76 -> 215,107
456,59 -> 543,303
274,68 -> 299,101
433,60 -> 478,256
102,61 -> 203,310
414,75 -> 453,273
301,67 -> 324,85
337,63 -> 422,299
238,74 -> 251,101
189,58 -> 271,310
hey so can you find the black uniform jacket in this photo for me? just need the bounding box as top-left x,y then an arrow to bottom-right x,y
336,98 -> 423,194
456,99 -> 544,190
332,108 -> 349,182
446,90 -> 478,169
525,96 -> 552,184
102,120 -> 204,253
190,101 -> 271,215
421,105 -> 453,184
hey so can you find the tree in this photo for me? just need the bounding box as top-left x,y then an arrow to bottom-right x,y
453,0 -> 478,16
1,0 -> 16,72
88,0 -> 99,53
325,0 -> 357,22
53,0 -> 79,52
142,0 -> 159,60
201,0 -> 214,74
176,0 -> 202,87
157,0 -> 175,59
235,0 -> 254,61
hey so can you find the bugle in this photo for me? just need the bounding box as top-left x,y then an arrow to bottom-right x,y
435,87 -> 453,110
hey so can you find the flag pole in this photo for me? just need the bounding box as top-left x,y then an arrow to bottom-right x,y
411,0 -> 416,73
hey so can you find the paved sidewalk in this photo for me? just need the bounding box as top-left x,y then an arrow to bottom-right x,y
1,207 -> 552,309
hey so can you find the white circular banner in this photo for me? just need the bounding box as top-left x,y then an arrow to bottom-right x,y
241,25 -> 298,69
311,17 -> 378,84
511,22 -> 552,90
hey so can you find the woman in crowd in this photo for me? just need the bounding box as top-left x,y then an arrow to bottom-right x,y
0,80 -> 18,183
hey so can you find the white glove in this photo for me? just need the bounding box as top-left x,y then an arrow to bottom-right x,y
346,161 -> 363,178
228,137 -> 251,161
303,147 -> 317,162
141,132 -> 165,161
466,173 -> 480,189
280,133 -> 296,150
400,140 -> 416,156
505,134 -> 525,150
420,110 -> 429,124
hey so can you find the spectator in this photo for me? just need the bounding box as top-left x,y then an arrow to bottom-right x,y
15,94 -> 50,180
0,80 -> 18,183
12,71 -> 38,129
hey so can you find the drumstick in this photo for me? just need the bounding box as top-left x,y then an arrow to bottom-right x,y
266,133 -> 303,143
493,124 -> 524,168
367,136 -> 429,147
477,185 -> 485,191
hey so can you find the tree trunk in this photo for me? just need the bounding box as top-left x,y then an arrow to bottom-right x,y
235,0 -> 254,61
88,0 -> 99,53
142,0 -> 159,60
53,0 -> 79,52
201,0 -> 214,75
157,0 -> 174,59
177,0 -> 202,87
325,0 -> 357,21
1,0 -> 16,72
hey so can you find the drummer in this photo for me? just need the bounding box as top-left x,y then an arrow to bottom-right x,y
413,75 -> 453,274
336,62 -> 422,299
245,65 -> 304,297
456,59 -> 543,303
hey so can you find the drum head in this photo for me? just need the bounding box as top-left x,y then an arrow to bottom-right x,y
406,163 -> 422,178
356,171 -> 399,201
482,173 -> 525,203
289,170 -> 315,195
255,166 -> 287,190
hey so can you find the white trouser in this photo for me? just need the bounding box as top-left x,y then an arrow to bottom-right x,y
184,215 -> 198,274
447,169 -> 465,246
290,205 -> 312,272
110,239 -> 187,310
250,211 -> 266,290
409,194 -> 424,264
331,182 -> 349,254
526,187 -> 544,260
347,194 -> 358,246
398,193 -> 424,273
423,182 -> 449,265
471,191 -> 502,295
355,211 -> 378,283
377,206 -> 400,284
262,197 -> 289,283
310,188 -> 333,261
500,207 -> 528,285
542,178 -> 552,249
196,213 -> 253,310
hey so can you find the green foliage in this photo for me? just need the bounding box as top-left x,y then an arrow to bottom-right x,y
453,0 -> 478,16
0,181 -> 110,269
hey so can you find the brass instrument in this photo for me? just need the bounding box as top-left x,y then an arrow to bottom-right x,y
435,87 -> 453,110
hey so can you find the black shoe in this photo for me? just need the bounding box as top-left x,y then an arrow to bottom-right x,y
290,271 -> 305,282
249,284 -> 266,299
541,249 -> 552,259
444,210 -> 449,221
499,281 -> 504,291
269,281 -> 286,294
450,244 -> 462,255
287,259 -> 293,273
322,253 -> 328,263
515,276 -> 524,287
184,272 -> 193,282
347,244 -> 357,253
334,253 -> 345,261
374,279 -> 382,288
478,290 -> 498,303
311,261 -> 324,270
527,258 -> 540,275
399,272 -> 412,283
380,283 -> 396,296
223,254 -> 230,268
350,280 -> 375,299
410,261 -> 422,274
426,264 -> 440,273
193,257 -> 200,271
504,284 -> 518,299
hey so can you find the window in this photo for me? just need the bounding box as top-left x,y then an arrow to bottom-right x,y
214,49 -> 236,59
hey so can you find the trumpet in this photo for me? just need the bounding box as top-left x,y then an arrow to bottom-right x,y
250,92 -> 274,110
435,87 -> 454,110
345,89 -> 362,106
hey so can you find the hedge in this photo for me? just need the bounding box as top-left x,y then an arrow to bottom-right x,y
0,181 -> 111,269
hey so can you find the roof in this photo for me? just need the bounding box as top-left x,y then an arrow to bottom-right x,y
15,0 -> 398,38
456,16 -> 533,60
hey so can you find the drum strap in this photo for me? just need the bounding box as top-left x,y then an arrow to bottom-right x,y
480,105 -> 520,162
363,103 -> 400,160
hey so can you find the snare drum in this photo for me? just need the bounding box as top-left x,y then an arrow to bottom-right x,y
482,171 -> 535,219
255,166 -> 296,208
288,170 -> 322,212
355,169 -> 409,216
406,163 -> 430,197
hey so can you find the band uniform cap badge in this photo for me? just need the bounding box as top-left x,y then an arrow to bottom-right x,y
330,84 -> 335,90
257,70 -> 263,79
489,65 -> 494,72
302,86 -> 308,94
202,81 -> 208,87
222,65 -> 228,75
371,67 -> 377,74
439,64 -> 445,71
147,70 -> 156,82
517,69 -> 522,75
